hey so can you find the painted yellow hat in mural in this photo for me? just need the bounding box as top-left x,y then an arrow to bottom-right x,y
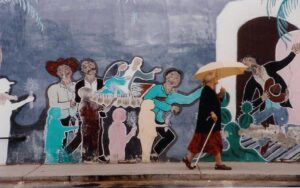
194,61 -> 248,81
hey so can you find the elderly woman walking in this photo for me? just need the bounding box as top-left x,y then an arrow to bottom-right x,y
183,72 -> 232,170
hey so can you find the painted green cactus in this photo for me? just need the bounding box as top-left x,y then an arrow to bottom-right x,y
222,122 -> 265,161
221,108 -> 232,126
239,101 -> 254,129
221,92 -> 230,108
221,92 -> 232,125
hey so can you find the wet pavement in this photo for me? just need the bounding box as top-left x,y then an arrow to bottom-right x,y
0,162 -> 299,187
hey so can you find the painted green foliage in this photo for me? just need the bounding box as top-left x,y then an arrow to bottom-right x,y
222,122 -> 265,162
201,92 -> 264,162
0,0 -> 44,32
265,0 -> 299,46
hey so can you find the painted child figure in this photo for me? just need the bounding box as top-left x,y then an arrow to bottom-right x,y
0,78 -> 35,165
138,100 -> 167,162
44,107 -> 79,163
108,108 -> 137,163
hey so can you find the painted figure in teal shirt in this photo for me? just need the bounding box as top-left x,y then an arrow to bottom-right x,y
144,85 -> 202,123
143,68 -> 202,159
44,107 -> 79,163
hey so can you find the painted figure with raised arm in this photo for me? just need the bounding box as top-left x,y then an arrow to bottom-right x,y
143,68 -> 203,160
0,77 -> 35,165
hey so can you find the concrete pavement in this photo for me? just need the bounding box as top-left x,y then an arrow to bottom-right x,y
0,162 -> 299,183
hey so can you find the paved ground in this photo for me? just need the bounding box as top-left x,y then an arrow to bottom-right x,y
0,162 -> 299,187
2,180 -> 300,187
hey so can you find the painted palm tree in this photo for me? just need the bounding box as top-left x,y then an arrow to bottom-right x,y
0,0 -> 44,32
265,0 -> 299,46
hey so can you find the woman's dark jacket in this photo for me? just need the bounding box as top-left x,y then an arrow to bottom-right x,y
196,85 -> 221,133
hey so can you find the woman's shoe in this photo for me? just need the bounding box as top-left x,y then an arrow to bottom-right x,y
182,157 -> 196,170
215,164 -> 232,170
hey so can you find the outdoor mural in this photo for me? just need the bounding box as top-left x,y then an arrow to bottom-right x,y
217,0 -> 300,162
0,0 -> 300,165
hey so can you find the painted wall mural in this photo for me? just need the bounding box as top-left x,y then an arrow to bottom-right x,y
1,0 -> 300,165
217,0 -> 300,162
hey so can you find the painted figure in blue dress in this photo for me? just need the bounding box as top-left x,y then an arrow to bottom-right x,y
101,56 -> 162,95
44,107 -> 79,163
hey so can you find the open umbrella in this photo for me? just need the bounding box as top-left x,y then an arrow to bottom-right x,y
194,61 -> 248,80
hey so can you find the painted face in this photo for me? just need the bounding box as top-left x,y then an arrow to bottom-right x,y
242,57 -> 262,76
81,61 -> 97,76
118,63 -> 128,71
56,65 -> 73,80
132,57 -> 143,70
249,64 -> 262,76
165,71 -> 181,88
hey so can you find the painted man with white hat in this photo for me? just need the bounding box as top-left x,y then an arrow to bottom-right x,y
0,77 -> 35,165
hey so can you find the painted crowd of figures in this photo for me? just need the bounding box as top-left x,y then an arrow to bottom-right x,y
42,56 -> 205,164
1,42 -> 300,165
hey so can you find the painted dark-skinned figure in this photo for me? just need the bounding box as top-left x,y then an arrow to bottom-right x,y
183,72 -> 231,170
77,87 -> 105,163
143,68 -> 202,160
241,43 -> 300,130
65,58 -> 108,162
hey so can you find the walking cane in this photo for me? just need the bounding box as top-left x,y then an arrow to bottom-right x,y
192,121 -> 216,168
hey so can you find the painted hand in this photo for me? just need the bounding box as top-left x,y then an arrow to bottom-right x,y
171,105 -> 181,115
130,127 -> 137,136
153,67 -> 162,74
26,95 -> 35,103
291,43 -> 300,54
70,100 -> 76,107
261,92 -> 269,101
